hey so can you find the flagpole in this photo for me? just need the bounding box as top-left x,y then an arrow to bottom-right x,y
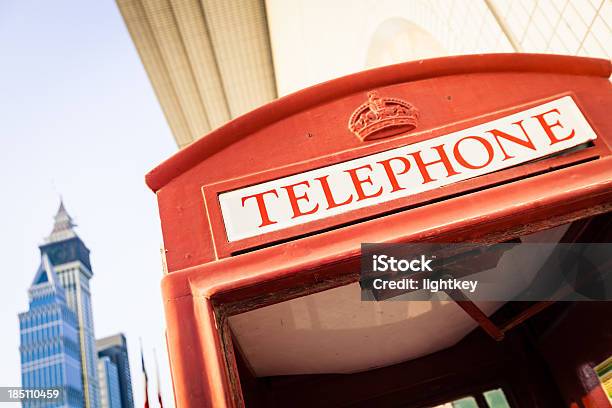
140,338 -> 150,408
154,348 -> 164,408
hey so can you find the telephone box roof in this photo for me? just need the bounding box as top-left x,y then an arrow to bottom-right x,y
145,53 -> 611,192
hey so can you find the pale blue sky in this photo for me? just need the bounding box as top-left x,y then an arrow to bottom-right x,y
0,1 -> 177,406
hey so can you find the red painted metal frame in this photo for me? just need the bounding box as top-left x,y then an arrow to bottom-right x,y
146,54 -> 612,408
163,161 -> 612,407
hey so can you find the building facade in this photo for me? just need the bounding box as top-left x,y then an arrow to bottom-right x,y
98,356 -> 122,408
20,201 -> 101,408
117,0 -> 611,149
97,334 -> 135,408
19,253 -> 85,407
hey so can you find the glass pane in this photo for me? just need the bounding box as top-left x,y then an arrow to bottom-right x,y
484,388 -> 511,408
453,397 -> 479,408
431,397 -> 478,408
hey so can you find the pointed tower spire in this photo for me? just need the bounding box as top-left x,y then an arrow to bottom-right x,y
46,198 -> 77,243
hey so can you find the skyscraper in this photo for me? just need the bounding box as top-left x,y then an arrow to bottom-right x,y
19,253 -> 85,407
26,201 -> 101,408
96,334 -> 134,408
98,356 -> 122,408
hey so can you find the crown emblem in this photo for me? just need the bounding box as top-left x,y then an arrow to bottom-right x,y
348,91 -> 419,141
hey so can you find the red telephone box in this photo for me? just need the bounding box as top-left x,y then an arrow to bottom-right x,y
146,54 -> 612,408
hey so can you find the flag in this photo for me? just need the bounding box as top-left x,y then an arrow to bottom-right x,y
154,349 -> 164,408
141,340 -> 150,408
